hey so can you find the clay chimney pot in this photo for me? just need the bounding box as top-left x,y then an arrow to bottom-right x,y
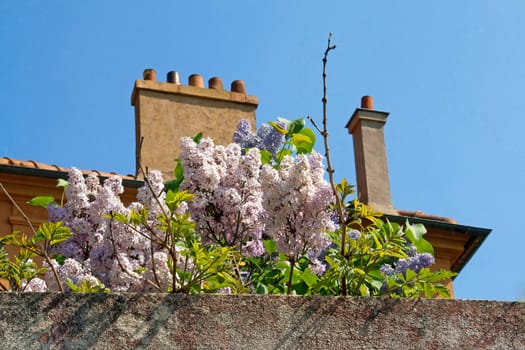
208,77 -> 224,90
188,74 -> 205,88
143,69 -> 157,81
231,80 -> 246,94
361,95 -> 374,109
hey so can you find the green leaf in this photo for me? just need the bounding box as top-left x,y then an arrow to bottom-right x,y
56,179 -> 69,189
301,268 -> 319,287
423,283 -> 434,298
0,232 -> 20,246
269,121 -> 288,135
287,118 -> 305,135
297,127 -> 316,148
291,133 -> 311,144
263,239 -> 277,255
27,196 -> 55,208
405,221 -> 434,254
260,150 -> 273,164
52,254 -> 66,265
165,178 -> 181,192
192,132 -> 203,144
256,284 -> 268,294
405,269 -> 417,282
66,278 -> 110,293
292,281 -> 309,295
368,278 -> 384,292
166,159 -> 185,192
36,222 -> 72,245
275,261 -> 291,271
405,221 -> 427,242
414,238 -> 434,255
353,268 -> 366,276
108,212 -> 129,224
359,284 -> 370,296
166,190 -> 194,211
174,159 -> 184,179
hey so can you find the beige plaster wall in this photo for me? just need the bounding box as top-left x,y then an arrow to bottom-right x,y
132,80 -> 258,179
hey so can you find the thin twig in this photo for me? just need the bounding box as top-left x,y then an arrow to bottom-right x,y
318,33 -> 348,295
307,115 -> 322,134
150,236 -> 162,290
0,181 -> 64,291
0,181 -> 37,235
108,213 -> 159,291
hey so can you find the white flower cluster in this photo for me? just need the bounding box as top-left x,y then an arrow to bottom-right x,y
179,137 -> 265,257
43,168 -> 174,292
261,152 -> 334,263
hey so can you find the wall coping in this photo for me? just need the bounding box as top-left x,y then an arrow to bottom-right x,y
131,80 -> 259,107
0,293 -> 523,349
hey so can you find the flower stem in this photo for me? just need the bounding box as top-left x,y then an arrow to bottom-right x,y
287,258 -> 296,295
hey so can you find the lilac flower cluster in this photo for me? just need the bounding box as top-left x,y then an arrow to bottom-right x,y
380,246 -> 435,276
179,136 -> 265,257
260,152 -> 334,263
42,167 -> 176,292
233,119 -> 285,156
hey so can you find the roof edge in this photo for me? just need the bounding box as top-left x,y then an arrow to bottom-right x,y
383,213 -> 491,277
0,164 -> 144,188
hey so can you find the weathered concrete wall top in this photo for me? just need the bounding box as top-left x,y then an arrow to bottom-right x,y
0,293 -> 523,349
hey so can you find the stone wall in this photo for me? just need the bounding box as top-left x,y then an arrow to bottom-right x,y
0,293 -> 523,349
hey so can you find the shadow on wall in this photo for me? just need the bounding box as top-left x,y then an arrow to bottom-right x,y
0,294 -> 523,349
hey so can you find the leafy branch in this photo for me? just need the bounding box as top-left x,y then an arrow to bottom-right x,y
0,181 -> 69,291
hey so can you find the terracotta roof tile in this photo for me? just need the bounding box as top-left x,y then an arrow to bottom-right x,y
1,157 -> 137,181
396,209 -> 457,224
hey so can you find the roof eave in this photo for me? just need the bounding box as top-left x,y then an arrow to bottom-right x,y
0,164 -> 144,189
383,213 -> 491,277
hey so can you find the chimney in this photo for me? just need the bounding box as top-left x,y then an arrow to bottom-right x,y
131,69 -> 258,178
345,96 -> 396,214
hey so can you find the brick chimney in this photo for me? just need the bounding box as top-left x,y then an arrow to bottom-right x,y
345,96 -> 396,214
131,69 -> 258,178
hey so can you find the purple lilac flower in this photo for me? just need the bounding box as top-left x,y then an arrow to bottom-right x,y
256,123 -> 285,156
407,245 -> 418,257
381,251 -> 435,277
397,249 -> 435,274
348,229 -> 361,240
233,119 -> 257,148
309,258 -> 327,276
380,264 -> 395,276
47,203 -> 67,222
233,119 -> 285,157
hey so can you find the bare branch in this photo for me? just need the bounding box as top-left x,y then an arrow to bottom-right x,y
318,33 -> 348,295
0,181 -> 37,235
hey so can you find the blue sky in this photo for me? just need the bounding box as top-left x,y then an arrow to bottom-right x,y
1,1 -> 524,300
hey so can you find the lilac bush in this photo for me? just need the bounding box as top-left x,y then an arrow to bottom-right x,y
0,116 -> 455,297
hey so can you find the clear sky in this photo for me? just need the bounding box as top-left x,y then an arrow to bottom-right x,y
1,1 -> 524,301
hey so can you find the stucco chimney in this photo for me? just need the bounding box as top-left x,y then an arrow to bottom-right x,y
345,96 -> 395,214
131,69 -> 258,179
